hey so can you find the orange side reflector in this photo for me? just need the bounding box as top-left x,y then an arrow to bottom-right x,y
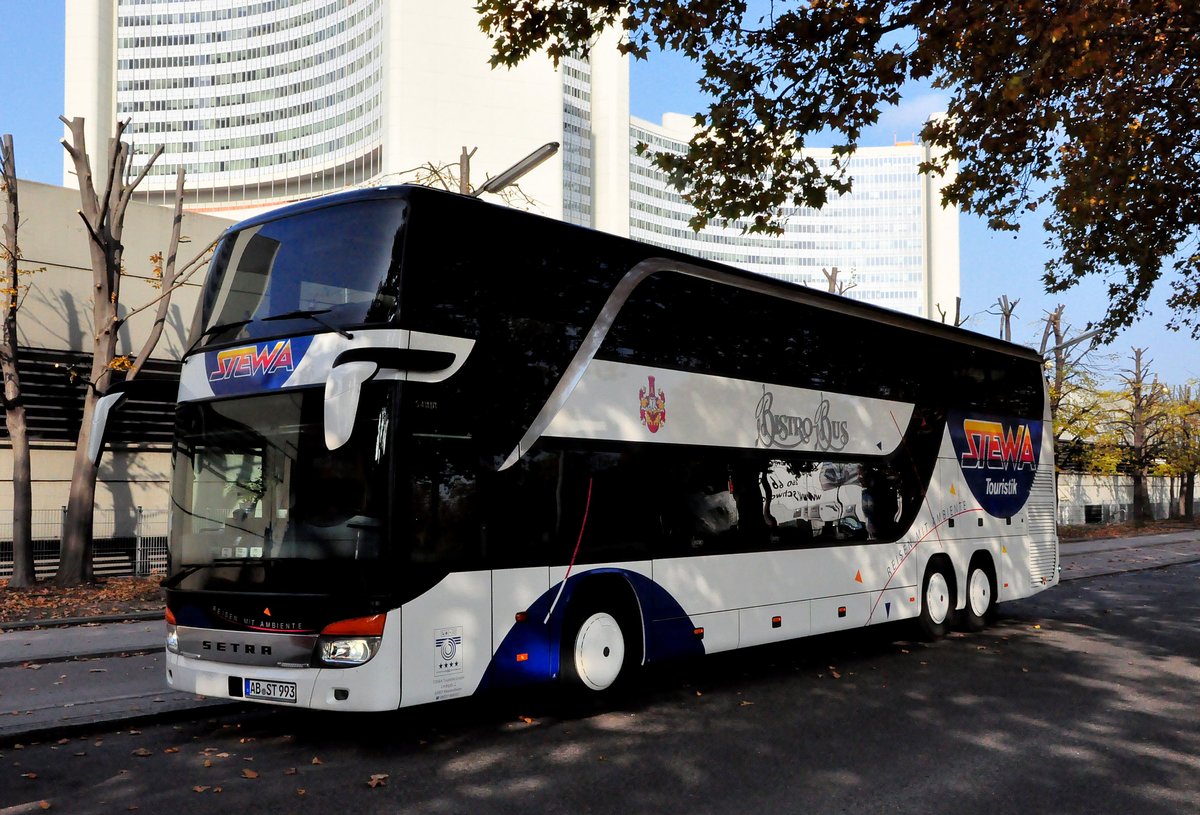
515,611 -> 529,623
771,616 -> 782,628
837,606 -> 847,618
165,607 -> 177,625
516,653 -> 529,662
909,597 -> 916,603
320,614 -> 386,636
693,627 -> 705,639
1003,583 -> 1009,589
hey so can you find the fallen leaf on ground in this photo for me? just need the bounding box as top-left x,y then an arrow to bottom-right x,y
131,748 -> 152,757
368,773 -> 389,788
241,769 -> 259,780
311,757 -> 322,765
22,771 -> 38,779
284,768 -> 298,776
0,576 -> 164,624
192,786 -> 210,793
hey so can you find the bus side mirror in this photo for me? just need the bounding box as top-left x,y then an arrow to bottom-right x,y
324,360 -> 378,450
87,391 -> 129,466
323,342 -> 472,450
86,378 -> 178,465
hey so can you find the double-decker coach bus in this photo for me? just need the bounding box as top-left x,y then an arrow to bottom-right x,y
143,184 -> 1056,710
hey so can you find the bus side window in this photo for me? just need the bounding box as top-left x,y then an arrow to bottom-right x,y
478,448 -> 562,568
559,450 -> 658,563
407,438 -> 481,567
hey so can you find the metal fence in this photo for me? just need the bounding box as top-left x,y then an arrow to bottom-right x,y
0,507 -> 168,581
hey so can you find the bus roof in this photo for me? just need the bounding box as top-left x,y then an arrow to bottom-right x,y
225,184 -> 1043,365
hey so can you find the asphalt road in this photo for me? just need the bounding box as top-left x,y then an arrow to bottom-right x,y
2,559 -> 1198,815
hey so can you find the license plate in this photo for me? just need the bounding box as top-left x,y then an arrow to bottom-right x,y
243,678 -> 297,703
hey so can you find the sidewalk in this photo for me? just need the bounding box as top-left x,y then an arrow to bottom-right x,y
1059,529 -> 1200,580
0,619 -> 239,743
1,531 -> 1198,743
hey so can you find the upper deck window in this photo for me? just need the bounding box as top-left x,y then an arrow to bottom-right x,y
195,199 -> 406,345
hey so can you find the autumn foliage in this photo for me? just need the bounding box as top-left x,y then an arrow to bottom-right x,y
477,0 -> 1200,338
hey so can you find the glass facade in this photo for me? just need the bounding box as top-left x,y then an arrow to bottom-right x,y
629,117 -> 949,318
561,54 -> 593,227
115,0 -> 385,202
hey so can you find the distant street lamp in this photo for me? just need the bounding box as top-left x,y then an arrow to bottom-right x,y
471,142 -> 560,197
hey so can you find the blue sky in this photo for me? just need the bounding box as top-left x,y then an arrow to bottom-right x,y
1,1 -> 1194,385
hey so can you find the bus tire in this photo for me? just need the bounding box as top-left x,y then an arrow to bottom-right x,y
917,559 -> 954,640
560,596 -> 638,695
962,558 -> 996,632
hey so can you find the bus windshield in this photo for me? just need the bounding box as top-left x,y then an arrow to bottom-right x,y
169,385 -> 393,571
195,199 -> 406,345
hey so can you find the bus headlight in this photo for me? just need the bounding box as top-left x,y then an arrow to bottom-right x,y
318,637 -> 381,666
315,614 -> 386,667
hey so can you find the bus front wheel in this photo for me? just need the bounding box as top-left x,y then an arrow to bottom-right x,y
564,610 -> 628,692
918,561 -> 954,640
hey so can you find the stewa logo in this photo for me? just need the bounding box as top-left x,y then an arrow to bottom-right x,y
949,412 -> 1042,517
204,336 -> 313,396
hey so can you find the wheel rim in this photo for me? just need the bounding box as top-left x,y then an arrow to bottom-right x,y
925,571 -> 951,626
968,568 -> 991,618
573,612 -> 625,691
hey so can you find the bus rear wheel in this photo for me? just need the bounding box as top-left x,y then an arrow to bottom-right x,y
918,561 -> 954,640
961,562 -> 996,632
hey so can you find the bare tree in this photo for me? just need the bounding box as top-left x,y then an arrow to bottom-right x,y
376,149 -> 539,209
1038,305 -> 1107,469
0,135 -> 38,587
54,116 -> 177,585
935,297 -> 966,327
989,295 -> 1020,342
822,266 -> 857,295
1103,348 -> 1171,526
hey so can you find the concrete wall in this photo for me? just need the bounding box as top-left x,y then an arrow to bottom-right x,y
1057,473 -> 1196,525
2,179 -> 233,515
17,179 -> 233,359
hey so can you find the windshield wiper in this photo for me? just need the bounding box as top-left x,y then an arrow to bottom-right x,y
262,308 -> 353,339
196,318 -> 252,342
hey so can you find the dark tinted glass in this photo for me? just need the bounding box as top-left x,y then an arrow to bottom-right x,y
194,199 -> 406,345
599,272 -> 1043,417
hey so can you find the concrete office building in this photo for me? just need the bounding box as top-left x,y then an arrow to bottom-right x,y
64,1 -> 955,318
64,0 -> 630,231
630,113 -> 960,320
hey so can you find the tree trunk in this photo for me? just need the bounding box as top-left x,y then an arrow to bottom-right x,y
55,362 -> 106,586
1131,471 -> 1152,526
55,117 -> 168,586
1185,472 -> 1196,521
4,373 -> 33,587
1,134 -> 34,587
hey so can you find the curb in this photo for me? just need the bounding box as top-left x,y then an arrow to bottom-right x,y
0,699 -> 246,747
0,646 -> 163,670
0,610 -> 162,632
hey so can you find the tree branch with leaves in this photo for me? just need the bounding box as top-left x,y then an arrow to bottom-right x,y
477,0 -> 1200,337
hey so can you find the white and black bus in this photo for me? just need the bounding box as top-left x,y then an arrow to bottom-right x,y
150,185 -> 1056,710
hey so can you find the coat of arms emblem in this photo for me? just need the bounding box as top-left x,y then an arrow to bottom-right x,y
639,375 -> 666,433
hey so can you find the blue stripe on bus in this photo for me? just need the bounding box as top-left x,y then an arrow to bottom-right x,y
478,569 -> 704,691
